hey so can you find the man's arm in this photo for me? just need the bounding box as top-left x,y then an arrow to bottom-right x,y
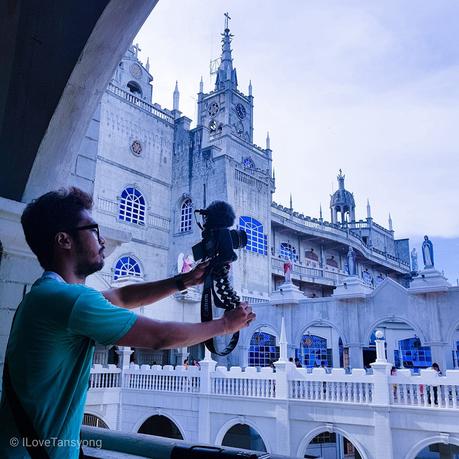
115,304 -> 255,349
102,261 -> 208,309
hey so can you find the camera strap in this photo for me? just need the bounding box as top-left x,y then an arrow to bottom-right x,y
201,271 -> 239,356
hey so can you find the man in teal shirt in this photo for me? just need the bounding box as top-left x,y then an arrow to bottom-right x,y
0,187 -> 255,458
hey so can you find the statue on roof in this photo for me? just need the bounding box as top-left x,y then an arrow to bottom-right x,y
346,246 -> 356,276
422,236 -> 434,269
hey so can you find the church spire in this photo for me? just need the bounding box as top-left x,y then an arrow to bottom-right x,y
215,12 -> 238,90
173,81 -> 180,111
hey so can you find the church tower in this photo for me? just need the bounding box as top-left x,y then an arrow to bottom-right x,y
330,170 -> 356,224
196,13 -> 254,144
170,14 -> 275,342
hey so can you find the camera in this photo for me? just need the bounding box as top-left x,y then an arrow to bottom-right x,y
192,201 -> 247,265
192,201 -> 247,356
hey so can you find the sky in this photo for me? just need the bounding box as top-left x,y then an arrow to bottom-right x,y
135,0 -> 459,278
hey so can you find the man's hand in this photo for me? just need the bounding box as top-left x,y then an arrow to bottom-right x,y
181,260 -> 210,288
221,302 -> 256,334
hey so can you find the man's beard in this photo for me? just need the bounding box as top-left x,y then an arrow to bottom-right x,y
75,258 -> 104,277
74,243 -> 104,277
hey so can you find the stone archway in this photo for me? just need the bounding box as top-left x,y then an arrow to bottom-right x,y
405,435 -> 459,459
298,425 -> 369,459
137,414 -> 184,440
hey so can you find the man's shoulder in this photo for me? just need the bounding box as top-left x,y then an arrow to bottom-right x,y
29,279 -> 93,305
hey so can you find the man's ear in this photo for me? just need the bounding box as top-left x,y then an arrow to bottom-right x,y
55,232 -> 73,250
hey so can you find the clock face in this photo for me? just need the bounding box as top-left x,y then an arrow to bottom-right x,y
130,140 -> 142,156
209,120 -> 218,132
236,103 -> 247,120
130,63 -> 142,79
208,102 -> 219,117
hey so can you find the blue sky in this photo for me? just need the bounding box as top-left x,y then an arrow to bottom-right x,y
135,1 -> 459,278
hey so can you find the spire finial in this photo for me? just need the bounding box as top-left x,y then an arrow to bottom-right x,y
199,76 -> 204,93
366,199 -> 371,219
337,169 -> 345,190
249,79 -> 253,96
320,204 -> 323,220
266,131 -> 271,150
224,11 -> 231,30
278,315 -> 288,362
146,57 -> 150,72
388,213 -> 393,231
272,168 -> 275,180
173,81 -> 180,111
289,193 -> 293,210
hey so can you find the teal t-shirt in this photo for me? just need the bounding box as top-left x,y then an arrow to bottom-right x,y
0,276 -> 137,458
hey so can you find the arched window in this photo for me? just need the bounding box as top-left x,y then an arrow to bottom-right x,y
119,187 -> 146,225
83,414 -> 108,429
280,242 -> 298,262
180,199 -> 193,232
239,216 -> 267,255
248,331 -> 279,367
296,335 -> 332,368
394,337 -> 431,372
127,80 -> 142,96
114,256 -> 142,280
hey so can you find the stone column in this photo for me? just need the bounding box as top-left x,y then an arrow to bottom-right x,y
116,346 -> 133,369
348,343 -> 363,369
197,350 -> 217,443
370,333 -> 394,459
429,342 -> 448,371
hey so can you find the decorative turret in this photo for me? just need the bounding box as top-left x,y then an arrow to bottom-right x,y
388,213 -> 393,232
266,131 -> 270,150
248,80 -> 253,97
199,76 -> 204,94
330,169 -> 356,225
173,81 -> 180,112
215,13 -> 238,91
367,199 -> 372,219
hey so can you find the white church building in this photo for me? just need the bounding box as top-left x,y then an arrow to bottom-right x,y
2,16 -> 459,459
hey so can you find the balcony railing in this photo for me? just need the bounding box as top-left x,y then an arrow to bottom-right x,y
107,83 -> 175,124
89,363 -> 459,410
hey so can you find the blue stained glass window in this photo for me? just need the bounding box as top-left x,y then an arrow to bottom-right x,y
180,199 -> 193,232
119,187 -> 146,225
296,335 -> 332,368
280,242 -> 298,262
239,216 -> 267,255
248,332 -> 279,367
397,337 -> 432,372
114,256 -> 142,280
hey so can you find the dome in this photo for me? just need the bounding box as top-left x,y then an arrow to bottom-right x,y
331,188 -> 355,208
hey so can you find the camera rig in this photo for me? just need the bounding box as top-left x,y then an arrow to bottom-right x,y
192,201 -> 247,356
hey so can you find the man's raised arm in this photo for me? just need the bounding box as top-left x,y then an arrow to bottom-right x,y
102,261 -> 209,309
115,304 -> 255,349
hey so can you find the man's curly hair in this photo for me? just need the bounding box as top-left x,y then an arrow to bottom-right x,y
21,187 -> 93,269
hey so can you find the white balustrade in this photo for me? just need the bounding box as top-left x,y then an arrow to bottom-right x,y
89,363 -> 459,411
289,368 -> 373,404
390,369 -> 459,409
122,364 -> 200,393
89,364 -> 121,389
211,366 -> 276,398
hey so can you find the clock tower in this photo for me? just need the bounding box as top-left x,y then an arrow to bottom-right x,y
170,15 -> 275,363
197,15 -> 253,143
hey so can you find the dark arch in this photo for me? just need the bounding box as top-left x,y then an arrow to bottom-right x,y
221,424 -> 267,453
306,432 -> 362,459
83,413 -> 109,429
127,80 -> 142,96
138,415 -> 183,440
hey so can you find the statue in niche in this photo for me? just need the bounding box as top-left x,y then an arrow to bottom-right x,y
283,259 -> 293,284
346,246 -> 356,276
411,248 -> 419,273
422,235 -> 434,269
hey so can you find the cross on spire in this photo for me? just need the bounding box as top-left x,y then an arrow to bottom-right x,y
224,12 -> 231,30
132,43 -> 141,57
